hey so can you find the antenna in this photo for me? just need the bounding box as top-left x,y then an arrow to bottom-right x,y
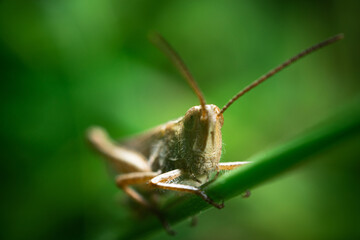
220,34 -> 344,115
150,33 -> 207,119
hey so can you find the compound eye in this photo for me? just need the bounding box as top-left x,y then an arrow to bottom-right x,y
184,114 -> 197,131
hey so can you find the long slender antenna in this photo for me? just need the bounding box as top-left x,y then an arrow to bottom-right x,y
220,33 -> 344,115
150,33 -> 207,119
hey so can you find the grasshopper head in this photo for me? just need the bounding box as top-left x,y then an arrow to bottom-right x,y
182,104 -> 224,174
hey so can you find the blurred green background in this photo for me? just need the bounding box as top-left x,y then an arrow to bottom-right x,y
1,0 -> 359,239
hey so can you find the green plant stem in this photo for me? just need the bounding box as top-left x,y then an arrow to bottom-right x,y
118,98 -> 360,239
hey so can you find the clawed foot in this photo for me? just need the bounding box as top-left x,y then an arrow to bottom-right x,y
213,200 -> 225,209
242,189 -> 251,198
197,190 -> 224,209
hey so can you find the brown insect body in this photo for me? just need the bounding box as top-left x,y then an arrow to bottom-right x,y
88,33 -> 343,235
122,105 -> 224,181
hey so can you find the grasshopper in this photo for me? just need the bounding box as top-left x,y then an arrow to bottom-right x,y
88,33 -> 343,234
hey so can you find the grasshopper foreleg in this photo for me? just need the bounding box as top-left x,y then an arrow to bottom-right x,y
201,161 -> 251,189
218,161 -> 252,198
217,161 -> 251,170
150,169 -> 224,209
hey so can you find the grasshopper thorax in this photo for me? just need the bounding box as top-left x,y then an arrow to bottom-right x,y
179,104 -> 224,177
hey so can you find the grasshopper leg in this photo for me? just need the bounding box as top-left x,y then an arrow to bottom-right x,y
150,169 -> 224,209
201,161 -> 251,188
88,127 -> 175,235
116,172 -> 176,235
87,126 -> 152,173
218,161 -> 252,198
116,172 -> 158,207
217,161 -> 251,170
